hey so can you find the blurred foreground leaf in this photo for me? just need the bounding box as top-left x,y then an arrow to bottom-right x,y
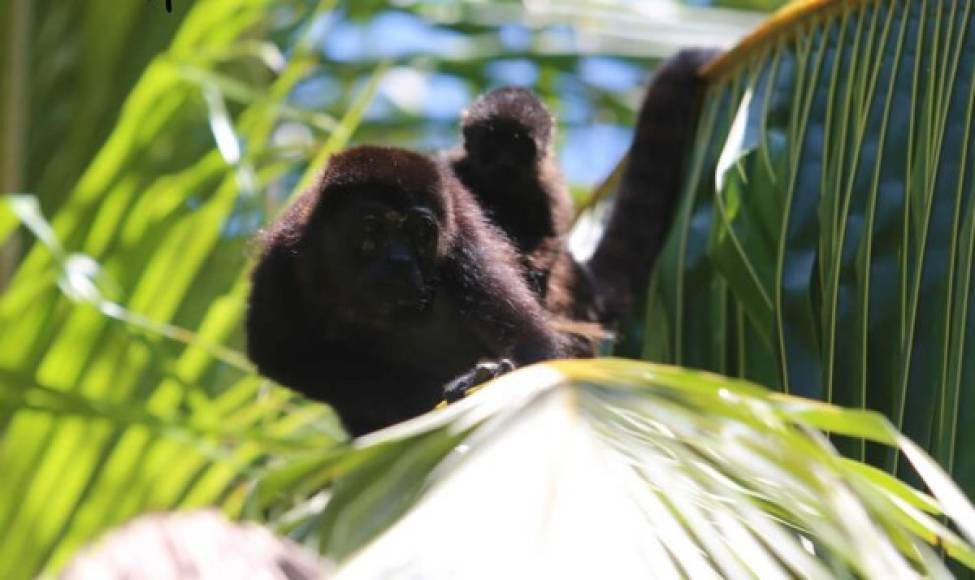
265,359 -> 975,578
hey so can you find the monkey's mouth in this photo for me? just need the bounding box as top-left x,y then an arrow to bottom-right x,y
370,282 -> 433,315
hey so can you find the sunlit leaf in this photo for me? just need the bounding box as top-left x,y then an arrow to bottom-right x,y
297,360 -> 975,578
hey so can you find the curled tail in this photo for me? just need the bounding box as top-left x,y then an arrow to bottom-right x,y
586,48 -> 720,323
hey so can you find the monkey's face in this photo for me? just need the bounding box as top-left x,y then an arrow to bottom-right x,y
320,198 -> 440,318
464,123 -> 539,172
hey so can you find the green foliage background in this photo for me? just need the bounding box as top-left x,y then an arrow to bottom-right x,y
0,1 -> 775,575
4,0 -> 975,578
645,0 -> 975,501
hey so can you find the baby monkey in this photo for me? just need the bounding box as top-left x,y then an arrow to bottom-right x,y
450,87 -> 574,301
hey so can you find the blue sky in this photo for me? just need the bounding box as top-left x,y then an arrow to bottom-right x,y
300,8 -> 650,187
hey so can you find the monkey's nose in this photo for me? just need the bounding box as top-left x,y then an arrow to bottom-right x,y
385,241 -> 413,266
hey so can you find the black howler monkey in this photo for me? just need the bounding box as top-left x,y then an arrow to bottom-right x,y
246,146 -> 568,436
449,87 -> 604,349
246,49 -> 718,435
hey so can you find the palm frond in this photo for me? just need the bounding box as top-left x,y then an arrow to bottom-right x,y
644,0 -> 975,502
262,359 -> 975,578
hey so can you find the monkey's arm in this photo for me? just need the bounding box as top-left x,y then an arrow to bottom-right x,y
442,211 -> 568,365
311,347 -> 451,436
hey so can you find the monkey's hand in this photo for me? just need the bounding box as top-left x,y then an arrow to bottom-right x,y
442,359 -> 515,403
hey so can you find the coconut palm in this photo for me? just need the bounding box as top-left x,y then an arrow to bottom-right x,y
1,0 -> 974,578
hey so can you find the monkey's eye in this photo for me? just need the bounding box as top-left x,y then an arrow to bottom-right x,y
361,215 -> 380,235
407,215 -> 437,250
359,215 -> 381,254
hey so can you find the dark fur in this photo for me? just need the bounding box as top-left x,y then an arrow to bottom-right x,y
584,48 -> 719,324
245,50 -> 717,434
451,50 -> 718,339
450,87 -> 574,300
246,146 -> 567,436
449,88 -> 602,353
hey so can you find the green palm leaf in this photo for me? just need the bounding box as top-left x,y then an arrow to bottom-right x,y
267,359 -> 975,578
0,0 -> 187,212
645,0 -> 975,499
0,2 -> 362,576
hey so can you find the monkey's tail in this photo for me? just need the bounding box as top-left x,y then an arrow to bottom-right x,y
585,48 -> 721,324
